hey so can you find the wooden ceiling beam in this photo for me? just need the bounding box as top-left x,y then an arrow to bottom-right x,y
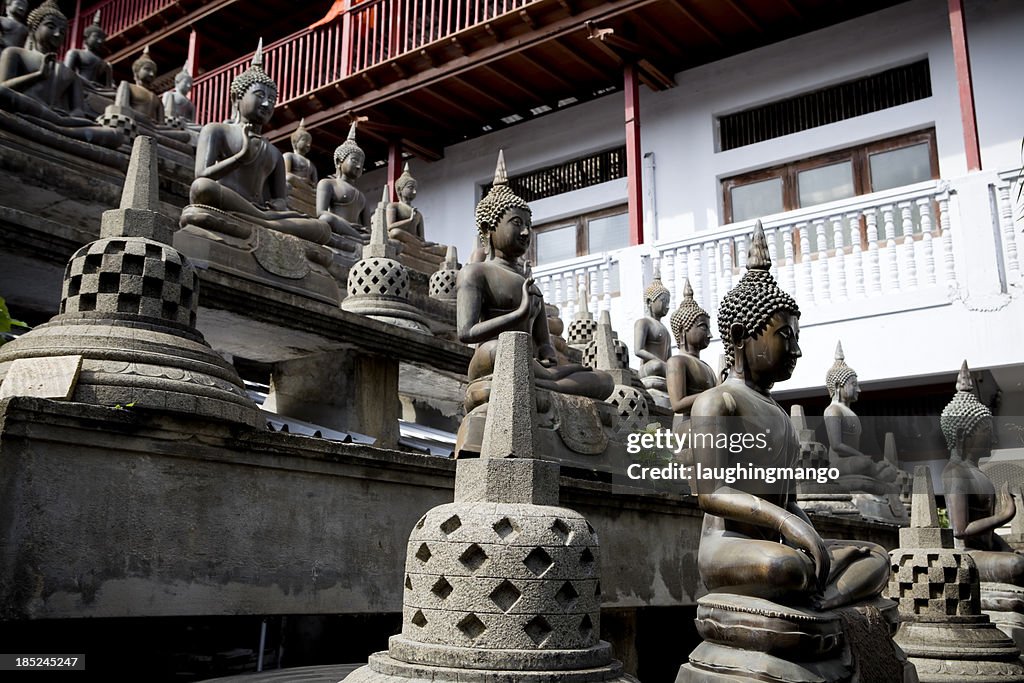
106,0 -> 244,65
516,51 -> 573,92
666,0 -> 724,46
548,38 -> 608,82
267,0 -> 665,143
723,0 -> 765,33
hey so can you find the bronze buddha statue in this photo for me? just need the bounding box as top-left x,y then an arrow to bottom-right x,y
666,278 -> 717,418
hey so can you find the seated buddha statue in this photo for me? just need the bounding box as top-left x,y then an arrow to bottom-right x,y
690,221 -> 889,612
634,271 -> 672,395
457,151 -> 613,409
0,0 -> 27,50
183,43 -> 332,245
0,0 -> 122,148
317,122 -> 371,246
282,118 -> 317,216
666,278 -> 716,418
162,67 -> 198,127
942,361 -> 1024,586
386,163 -> 448,270
284,118 -> 317,188
113,46 -> 191,145
823,341 -> 901,490
63,11 -> 111,88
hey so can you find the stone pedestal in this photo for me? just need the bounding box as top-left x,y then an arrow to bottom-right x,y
263,350 -> 400,448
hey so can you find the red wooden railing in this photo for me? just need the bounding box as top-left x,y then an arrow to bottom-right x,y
71,0 -> 178,49
191,0 -> 539,124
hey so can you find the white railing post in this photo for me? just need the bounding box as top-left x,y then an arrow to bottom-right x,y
602,255 -> 613,312
899,201 -> 918,290
846,212 -> 864,298
916,196 -> 937,286
780,225 -> 795,296
814,218 -> 830,305
938,188 -> 956,289
881,204 -> 898,292
996,182 -> 1022,282
830,215 -> 847,301
864,210 -> 880,296
662,249 -> 675,304
798,222 -> 812,302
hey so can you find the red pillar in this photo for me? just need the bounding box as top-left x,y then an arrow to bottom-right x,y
387,140 -> 402,202
624,63 -> 644,245
186,29 -> 201,76
948,0 -> 981,171
69,0 -> 82,51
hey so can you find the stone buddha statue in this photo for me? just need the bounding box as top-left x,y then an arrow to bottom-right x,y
162,67 -> 196,126
823,341 -> 901,488
457,150 -> 613,410
679,221 -> 893,681
386,162 -> 449,271
284,118 -> 317,187
0,0 -> 123,148
63,11 -> 111,88
282,118 -> 317,216
666,278 -> 716,418
0,0 -> 27,50
942,361 -> 1024,585
182,43 -> 332,245
634,271 -> 671,385
317,121 -> 371,246
111,46 -> 192,148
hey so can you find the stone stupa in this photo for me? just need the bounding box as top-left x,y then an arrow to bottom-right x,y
0,136 -> 261,429
346,330 -> 638,682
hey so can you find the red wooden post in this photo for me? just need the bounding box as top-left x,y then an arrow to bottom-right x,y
69,0 -> 83,50
186,29 -> 200,76
624,63 -> 644,246
948,0 -> 981,172
388,140 -> 402,202
340,0 -> 354,78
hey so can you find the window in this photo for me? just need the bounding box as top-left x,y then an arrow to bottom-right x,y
722,129 -> 938,224
532,206 -> 629,266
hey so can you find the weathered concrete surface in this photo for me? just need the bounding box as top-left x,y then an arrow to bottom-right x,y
0,397 -> 897,621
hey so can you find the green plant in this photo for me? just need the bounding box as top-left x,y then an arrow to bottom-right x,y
0,296 -> 27,346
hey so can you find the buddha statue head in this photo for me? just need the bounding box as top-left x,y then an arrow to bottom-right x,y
670,278 -> 710,354
718,220 -> 801,385
229,40 -> 277,127
174,67 -> 192,96
474,150 -> 531,261
825,341 -> 859,404
333,122 -> 365,180
82,10 -> 105,52
643,271 -> 670,319
132,45 -> 157,89
396,162 -> 417,203
5,0 -> 27,23
940,361 -> 994,461
25,0 -> 65,53
290,118 -> 311,156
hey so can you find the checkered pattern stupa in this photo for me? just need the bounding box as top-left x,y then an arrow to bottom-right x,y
0,137 -> 260,428
346,331 -> 637,682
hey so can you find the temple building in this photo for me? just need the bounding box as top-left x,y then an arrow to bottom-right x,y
0,0 -> 1022,680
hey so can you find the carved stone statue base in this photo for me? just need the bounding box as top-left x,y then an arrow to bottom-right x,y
340,295 -> 431,334
455,389 -> 634,475
0,109 -> 125,168
287,178 -> 317,218
397,248 -> 445,276
677,594 -> 909,683
175,210 -> 342,305
981,582 -> 1024,652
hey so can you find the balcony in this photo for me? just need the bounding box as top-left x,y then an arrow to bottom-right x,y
531,169 -> 1024,393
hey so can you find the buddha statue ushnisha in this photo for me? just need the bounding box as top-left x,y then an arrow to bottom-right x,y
0,0 -> 122,148
183,41 -> 331,244
823,341 -> 900,487
942,361 -> 1024,586
690,220 -> 889,611
457,150 -> 613,409
666,278 -> 716,418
